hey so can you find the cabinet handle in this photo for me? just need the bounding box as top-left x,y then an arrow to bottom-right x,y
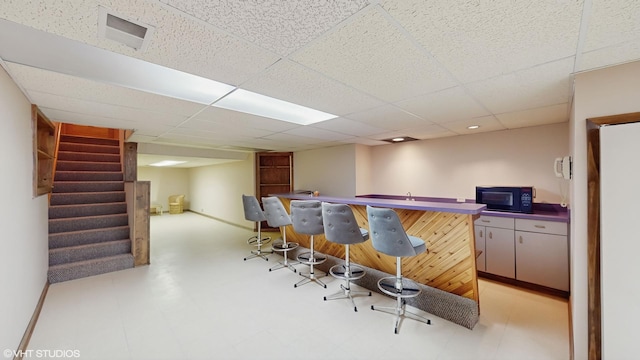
489,231 -> 492,240
480,230 -> 483,237
482,219 -> 490,223
519,236 -> 523,244
534,224 -> 546,229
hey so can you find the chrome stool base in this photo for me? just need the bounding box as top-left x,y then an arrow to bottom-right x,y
295,251 -> 327,288
269,240 -> 299,273
324,264 -> 371,311
372,276 -> 431,334
244,235 -> 272,261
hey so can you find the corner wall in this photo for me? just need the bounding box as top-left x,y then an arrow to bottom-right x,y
294,144 -> 357,197
0,66 -> 49,352
137,167 -> 190,211
571,60 -> 640,360
188,155 -> 255,227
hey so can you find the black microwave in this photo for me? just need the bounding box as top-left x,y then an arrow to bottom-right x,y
475,186 -> 534,213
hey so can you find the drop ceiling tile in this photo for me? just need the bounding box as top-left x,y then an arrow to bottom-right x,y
466,58 -> 575,114
395,86 -> 490,124
160,0 -> 370,57
0,0 -> 279,85
239,59 -> 385,116
6,63 -> 207,116
27,91 -> 188,126
179,119 -> 274,138
381,0 -> 584,83
311,117 -> 388,137
496,103 -> 569,129
344,137 -> 388,146
439,115 -> 506,135
345,104 -> 431,130
583,0 -> 640,52
284,126 -> 355,141
190,106 -> 299,132
578,39 -> 640,71
39,107 -> 173,136
291,8 -> 456,102
262,132 -> 328,145
403,124 -> 458,140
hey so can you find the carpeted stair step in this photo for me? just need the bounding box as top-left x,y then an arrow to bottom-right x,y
49,213 -> 129,234
49,239 -> 131,266
49,202 -> 127,219
57,151 -> 120,163
56,160 -> 121,172
59,135 -> 119,147
48,253 -> 134,283
50,191 -> 125,206
54,171 -> 123,182
49,226 -> 130,249
58,142 -> 119,154
52,181 -> 124,193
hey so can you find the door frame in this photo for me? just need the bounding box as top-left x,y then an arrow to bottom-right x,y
586,112 -> 640,360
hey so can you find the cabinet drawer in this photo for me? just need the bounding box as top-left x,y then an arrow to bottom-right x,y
474,215 -> 514,229
515,219 -> 567,235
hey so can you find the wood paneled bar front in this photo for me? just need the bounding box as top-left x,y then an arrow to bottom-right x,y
275,193 -> 486,303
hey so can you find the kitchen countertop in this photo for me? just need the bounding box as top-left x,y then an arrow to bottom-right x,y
275,193 -> 486,215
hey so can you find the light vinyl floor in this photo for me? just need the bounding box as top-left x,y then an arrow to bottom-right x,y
28,212 -> 570,360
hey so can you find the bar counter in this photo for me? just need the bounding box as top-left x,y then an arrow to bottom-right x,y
275,193 -> 486,303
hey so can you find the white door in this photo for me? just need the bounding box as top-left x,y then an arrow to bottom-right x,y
600,121 -> 640,358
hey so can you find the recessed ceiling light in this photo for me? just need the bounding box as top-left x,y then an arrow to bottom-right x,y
381,136 -> 419,143
467,125 -> 480,130
149,160 -> 187,167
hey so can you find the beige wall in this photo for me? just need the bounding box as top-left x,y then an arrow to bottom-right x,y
295,123 -> 569,203
294,144 -> 357,197
0,66 -> 49,352
571,60 -> 640,360
188,155 -> 255,227
370,123 -> 569,202
137,167 -> 190,211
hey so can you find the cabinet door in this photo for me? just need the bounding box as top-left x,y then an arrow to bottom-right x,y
516,231 -> 569,291
474,226 -> 486,272
485,227 -> 515,278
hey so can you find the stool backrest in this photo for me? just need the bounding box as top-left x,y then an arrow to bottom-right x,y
322,202 -> 368,245
242,195 -> 266,222
367,205 -> 417,257
262,197 -> 291,228
290,200 -> 324,236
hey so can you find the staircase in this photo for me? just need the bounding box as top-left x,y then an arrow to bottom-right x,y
48,134 -> 134,283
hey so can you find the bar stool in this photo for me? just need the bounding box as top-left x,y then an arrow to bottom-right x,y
290,200 -> 327,288
262,196 -> 299,273
241,194 -> 272,261
321,202 -> 371,311
366,205 -> 432,334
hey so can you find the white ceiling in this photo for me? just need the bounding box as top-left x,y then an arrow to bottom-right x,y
1,0 -> 639,166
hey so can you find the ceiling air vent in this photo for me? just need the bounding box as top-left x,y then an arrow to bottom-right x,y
98,6 -> 154,51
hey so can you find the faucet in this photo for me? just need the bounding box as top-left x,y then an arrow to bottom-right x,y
406,192 -> 413,201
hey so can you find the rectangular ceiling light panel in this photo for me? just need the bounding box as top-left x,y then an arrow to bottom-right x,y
214,89 -> 338,125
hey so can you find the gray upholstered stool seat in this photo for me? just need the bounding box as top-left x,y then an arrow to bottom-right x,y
262,196 -> 299,273
321,202 -> 372,311
367,205 -> 432,334
241,194 -> 272,261
290,200 -> 327,288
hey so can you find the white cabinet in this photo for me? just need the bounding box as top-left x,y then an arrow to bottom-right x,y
515,219 -> 569,291
474,216 -> 515,278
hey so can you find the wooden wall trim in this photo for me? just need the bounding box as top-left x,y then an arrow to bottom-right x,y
586,112 -> 640,360
14,281 -> 49,360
